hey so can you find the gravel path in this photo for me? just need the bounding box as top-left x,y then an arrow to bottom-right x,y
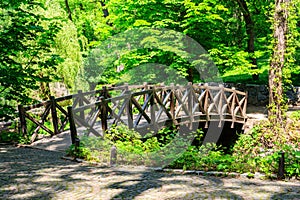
0,144 -> 299,200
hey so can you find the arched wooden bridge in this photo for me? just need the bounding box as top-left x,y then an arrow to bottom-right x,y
18,83 -> 247,143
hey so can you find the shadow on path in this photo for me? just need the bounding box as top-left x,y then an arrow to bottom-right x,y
0,145 -> 299,199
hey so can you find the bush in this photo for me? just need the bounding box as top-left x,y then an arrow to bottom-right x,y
232,120 -> 300,178
65,121 -> 299,179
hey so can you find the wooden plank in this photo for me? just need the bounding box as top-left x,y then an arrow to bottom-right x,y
174,90 -> 190,117
30,104 -> 51,142
131,96 -> 151,126
24,112 -> 54,135
153,92 -> 173,123
111,97 -> 128,125
55,102 -> 68,116
154,90 -> 172,122
55,94 -> 73,102
24,101 -> 50,111
73,113 -> 102,137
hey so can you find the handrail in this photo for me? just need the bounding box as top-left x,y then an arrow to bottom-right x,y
18,82 -> 248,143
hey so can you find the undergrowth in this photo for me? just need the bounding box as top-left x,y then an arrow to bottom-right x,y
66,110 -> 300,179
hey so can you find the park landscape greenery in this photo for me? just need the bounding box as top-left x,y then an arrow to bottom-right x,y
0,0 -> 300,178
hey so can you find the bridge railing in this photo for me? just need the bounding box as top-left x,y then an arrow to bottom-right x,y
18,83 -> 247,143
18,83 -> 153,142
70,83 -> 247,140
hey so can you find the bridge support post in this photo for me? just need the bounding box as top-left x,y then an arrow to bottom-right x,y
18,105 -> 27,137
100,97 -> 108,132
68,106 -> 77,144
50,96 -> 59,135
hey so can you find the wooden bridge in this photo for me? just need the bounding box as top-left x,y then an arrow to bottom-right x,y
18,83 -> 248,144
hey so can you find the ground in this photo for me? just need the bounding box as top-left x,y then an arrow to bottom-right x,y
0,144 -> 299,200
1,105 -> 300,199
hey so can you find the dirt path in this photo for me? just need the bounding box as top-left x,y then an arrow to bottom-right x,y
0,144 -> 299,200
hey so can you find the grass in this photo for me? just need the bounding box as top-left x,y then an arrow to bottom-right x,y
221,66 -> 300,86
221,65 -> 269,85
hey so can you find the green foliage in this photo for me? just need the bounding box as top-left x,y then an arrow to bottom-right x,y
281,145 -> 300,178
232,118 -> 300,178
0,122 -> 21,143
0,0 -> 62,120
290,110 -> 300,121
0,121 -> 33,144
66,120 -> 299,179
169,143 -> 235,172
66,143 -> 94,161
105,125 -> 162,165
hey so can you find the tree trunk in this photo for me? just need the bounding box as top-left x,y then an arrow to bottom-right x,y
100,1 -> 112,26
187,67 -> 193,83
40,82 -> 51,101
100,1 -> 109,18
65,0 -> 73,21
268,0 -> 289,124
236,0 -> 258,80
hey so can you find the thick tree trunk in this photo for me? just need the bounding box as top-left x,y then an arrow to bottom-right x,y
236,0 -> 258,80
268,0 -> 289,124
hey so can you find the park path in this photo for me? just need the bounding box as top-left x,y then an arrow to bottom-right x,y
0,144 -> 299,200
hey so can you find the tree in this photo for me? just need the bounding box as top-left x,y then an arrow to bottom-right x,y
268,0 -> 289,124
0,0 -> 61,120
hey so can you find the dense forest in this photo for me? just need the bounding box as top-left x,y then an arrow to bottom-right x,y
1,0 -> 300,120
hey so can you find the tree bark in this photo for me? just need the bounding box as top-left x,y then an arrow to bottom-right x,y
236,0 -> 258,80
268,0 -> 289,124
65,0 -> 73,21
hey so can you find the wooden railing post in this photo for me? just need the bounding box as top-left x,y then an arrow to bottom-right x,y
125,91 -> 133,129
143,82 -> 148,107
187,82 -> 193,115
78,90 -> 84,119
99,97 -> 108,132
187,82 -> 193,129
150,87 -> 156,126
67,106 -> 77,144
18,105 -> 27,137
170,83 -> 175,119
50,96 -> 59,135
124,83 -> 129,91
231,87 -> 236,128
204,83 -> 209,128
218,84 -> 224,127
243,91 -> 248,117
102,86 -> 108,98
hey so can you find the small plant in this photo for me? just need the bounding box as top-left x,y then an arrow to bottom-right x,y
66,143 -> 96,161
246,172 -> 255,178
290,110 -> 300,121
281,145 -> 300,179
